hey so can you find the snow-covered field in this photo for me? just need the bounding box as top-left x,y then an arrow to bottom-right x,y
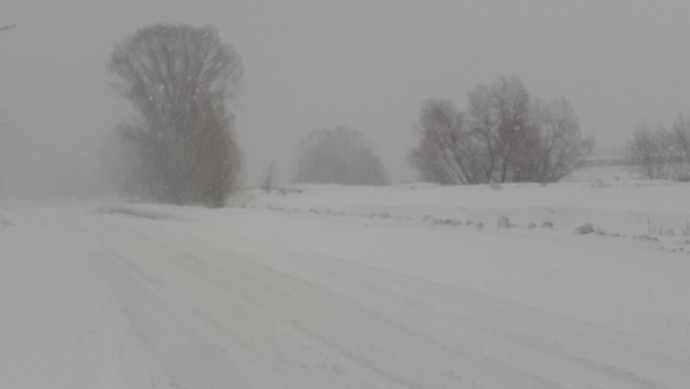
2,176 -> 690,388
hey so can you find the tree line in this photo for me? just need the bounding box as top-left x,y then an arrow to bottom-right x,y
104,23 -> 595,207
409,77 -> 593,185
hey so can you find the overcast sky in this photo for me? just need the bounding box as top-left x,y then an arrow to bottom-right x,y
1,0 -> 690,195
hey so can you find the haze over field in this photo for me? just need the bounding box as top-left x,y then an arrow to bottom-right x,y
2,2 -> 690,387
1,0 -> 690,198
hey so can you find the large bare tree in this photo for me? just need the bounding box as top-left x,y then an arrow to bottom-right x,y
108,24 -> 243,207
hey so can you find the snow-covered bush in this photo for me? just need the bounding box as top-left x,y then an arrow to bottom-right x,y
575,223 -> 594,235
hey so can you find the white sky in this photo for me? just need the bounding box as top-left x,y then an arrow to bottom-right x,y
1,0 -> 690,194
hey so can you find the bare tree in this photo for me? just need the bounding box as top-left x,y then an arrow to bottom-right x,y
410,76 -> 592,184
295,127 -> 388,185
108,24 -> 243,207
671,113 -> 690,179
531,97 -> 593,182
467,76 -> 542,183
626,121 -> 674,180
408,98 -> 483,184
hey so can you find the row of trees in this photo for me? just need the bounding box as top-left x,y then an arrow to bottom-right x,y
626,115 -> 690,180
104,24 -> 391,205
104,24 -> 593,207
409,77 -> 593,185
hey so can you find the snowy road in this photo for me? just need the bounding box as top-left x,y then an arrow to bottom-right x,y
1,203 -> 689,388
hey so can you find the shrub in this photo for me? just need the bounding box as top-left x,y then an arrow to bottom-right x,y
575,223 -> 594,235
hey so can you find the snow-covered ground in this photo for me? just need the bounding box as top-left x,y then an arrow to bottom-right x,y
2,176 -> 690,388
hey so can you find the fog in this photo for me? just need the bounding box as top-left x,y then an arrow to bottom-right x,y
1,0 -> 689,199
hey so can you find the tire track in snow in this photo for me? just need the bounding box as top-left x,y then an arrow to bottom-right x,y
127,214 -> 688,389
91,213 -> 563,389
75,216 -> 426,389
95,212 -> 690,388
